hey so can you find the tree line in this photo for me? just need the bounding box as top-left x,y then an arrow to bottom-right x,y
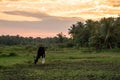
0,33 -> 68,48
68,17 -> 120,49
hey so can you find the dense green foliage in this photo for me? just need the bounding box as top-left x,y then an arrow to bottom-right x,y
0,46 -> 120,80
0,33 -> 68,48
68,17 -> 120,49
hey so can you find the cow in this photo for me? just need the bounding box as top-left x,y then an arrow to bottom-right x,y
34,45 -> 45,64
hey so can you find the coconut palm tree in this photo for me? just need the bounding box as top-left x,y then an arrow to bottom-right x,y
100,17 -> 117,49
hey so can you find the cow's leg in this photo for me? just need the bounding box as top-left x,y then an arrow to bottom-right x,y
34,56 -> 40,64
42,58 -> 45,64
42,54 -> 45,64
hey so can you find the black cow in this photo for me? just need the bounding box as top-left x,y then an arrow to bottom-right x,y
34,45 -> 45,64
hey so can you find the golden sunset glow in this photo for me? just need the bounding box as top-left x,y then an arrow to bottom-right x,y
0,0 -> 120,37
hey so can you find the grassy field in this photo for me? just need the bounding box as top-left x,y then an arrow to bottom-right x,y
0,46 -> 120,80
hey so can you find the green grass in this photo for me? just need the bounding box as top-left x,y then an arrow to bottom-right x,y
0,46 -> 120,80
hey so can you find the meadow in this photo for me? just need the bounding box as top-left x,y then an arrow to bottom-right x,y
0,46 -> 120,80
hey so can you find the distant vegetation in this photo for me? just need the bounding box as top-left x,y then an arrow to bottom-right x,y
0,17 -> 120,50
0,32 -> 68,48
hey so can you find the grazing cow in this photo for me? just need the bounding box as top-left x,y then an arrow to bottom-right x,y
34,45 -> 45,64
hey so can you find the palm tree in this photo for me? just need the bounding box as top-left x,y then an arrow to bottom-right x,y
68,22 -> 85,46
114,17 -> 120,48
100,17 -> 117,49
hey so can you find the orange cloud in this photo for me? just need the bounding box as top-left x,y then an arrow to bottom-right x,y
104,0 -> 120,7
0,0 -> 119,20
0,12 -> 42,21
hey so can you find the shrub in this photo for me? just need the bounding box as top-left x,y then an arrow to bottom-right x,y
8,52 -> 17,57
0,51 -> 2,54
0,54 -> 7,57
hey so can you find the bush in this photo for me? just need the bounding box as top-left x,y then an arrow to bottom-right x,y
8,52 -> 17,57
0,54 -> 7,57
0,52 -> 17,57
0,51 -> 2,54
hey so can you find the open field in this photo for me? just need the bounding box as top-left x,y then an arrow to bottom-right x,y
0,46 -> 120,80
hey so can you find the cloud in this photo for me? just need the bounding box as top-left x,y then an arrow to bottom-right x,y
3,10 -> 83,21
0,0 -> 119,20
0,0 -> 35,2
104,0 -> 120,7
3,11 -> 47,21
0,12 -> 41,21
0,11 -> 82,37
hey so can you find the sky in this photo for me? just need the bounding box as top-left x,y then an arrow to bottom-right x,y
0,0 -> 120,38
